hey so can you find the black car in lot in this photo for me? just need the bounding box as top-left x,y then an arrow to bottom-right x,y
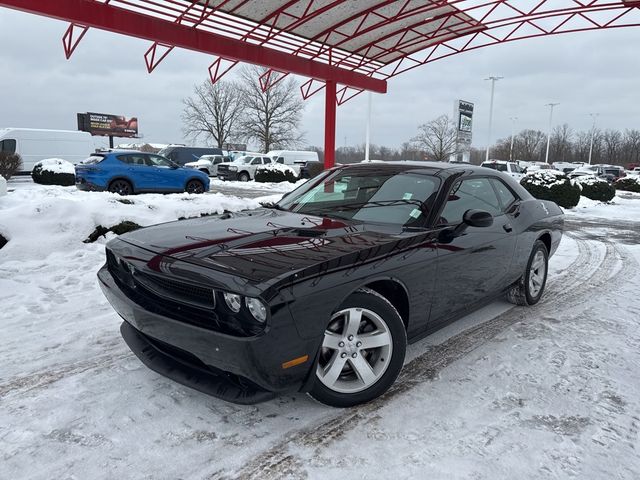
98,162 -> 563,407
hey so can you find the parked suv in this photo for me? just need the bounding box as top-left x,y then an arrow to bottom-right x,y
570,164 -> 625,182
184,155 -> 231,176
75,151 -> 210,195
217,155 -> 273,181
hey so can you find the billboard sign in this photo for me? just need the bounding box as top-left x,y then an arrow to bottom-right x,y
457,100 -> 474,134
77,112 -> 138,137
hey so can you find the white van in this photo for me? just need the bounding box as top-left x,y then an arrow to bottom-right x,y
0,128 -> 97,173
267,150 -> 319,166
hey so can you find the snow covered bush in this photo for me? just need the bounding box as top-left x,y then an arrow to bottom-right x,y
520,170 -> 580,208
573,176 -> 616,202
615,176 -> 640,193
31,158 -> 75,186
255,163 -> 298,183
0,152 -> 22,179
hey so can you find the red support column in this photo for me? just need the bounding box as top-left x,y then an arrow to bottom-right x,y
324,79 -> 336,170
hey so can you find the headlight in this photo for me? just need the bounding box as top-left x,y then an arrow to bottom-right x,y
223,292 -> 242,312
245,297 -> 267,323
228,166 -> 238,171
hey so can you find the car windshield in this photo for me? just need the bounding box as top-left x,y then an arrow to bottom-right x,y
235,156 -> 253,164
277,169 -> 439,226
483,163 -> 507,172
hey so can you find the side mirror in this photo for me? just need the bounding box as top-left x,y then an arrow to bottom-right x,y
463,209 -> 493,228
447,209 -> 493,239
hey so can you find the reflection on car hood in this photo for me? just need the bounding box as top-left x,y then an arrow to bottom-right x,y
118,209 -> 428,285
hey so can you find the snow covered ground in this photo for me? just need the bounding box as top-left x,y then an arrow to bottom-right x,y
1,181 -> 639,479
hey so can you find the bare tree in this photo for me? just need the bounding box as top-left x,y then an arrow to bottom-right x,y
515,129 -> 546,162
602,129 -> 623,164
622,129 -> 640,165
550,123 -> 573,162
182,79 -> 244,148
238,66 -> 305,152
411,115 -> 458,162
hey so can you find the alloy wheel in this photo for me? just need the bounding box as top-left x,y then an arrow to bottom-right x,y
109,180 -> 131,195
316,307 -> 393,394
528,250 -> 547,297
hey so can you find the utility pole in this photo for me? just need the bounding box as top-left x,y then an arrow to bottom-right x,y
588,113 -> 599,165
485,75 -> 503,162
544,102 -> 560,164
509,116 -> 518,161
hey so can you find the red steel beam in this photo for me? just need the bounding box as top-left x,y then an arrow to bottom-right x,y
0,0 -> 386,94
324,80 -> 337,170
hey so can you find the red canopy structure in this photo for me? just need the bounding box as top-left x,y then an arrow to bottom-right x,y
1,0 -> 639,168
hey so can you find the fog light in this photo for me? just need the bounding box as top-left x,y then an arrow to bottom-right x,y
223,292 -> 242,312
245,297 -> 267,323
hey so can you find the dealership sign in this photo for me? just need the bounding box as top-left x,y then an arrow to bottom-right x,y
457,100 -> 474,134
451,100 -> 474,163
77,112 -> 139,137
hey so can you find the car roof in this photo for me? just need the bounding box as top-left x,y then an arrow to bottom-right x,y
339,160 -> 485,174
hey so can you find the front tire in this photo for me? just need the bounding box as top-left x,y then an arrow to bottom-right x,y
309,290 -> 406,408
238,172 -> 250,182
507,239 -> 549,306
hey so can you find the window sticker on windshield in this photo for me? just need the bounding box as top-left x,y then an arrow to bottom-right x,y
409,209 -> 421,219
403,192 -> 413,200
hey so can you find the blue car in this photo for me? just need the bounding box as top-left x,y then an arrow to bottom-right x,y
75,151 -> 210,195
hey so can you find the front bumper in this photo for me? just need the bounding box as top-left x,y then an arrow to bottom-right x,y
216,170 -> 239,181
98,265 -> 319,403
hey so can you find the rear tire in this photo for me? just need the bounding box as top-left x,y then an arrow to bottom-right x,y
309,289 -> 406,408
185,179 -> 205,194
238,172 -> 250,182
507,239 -> 549,306
108,179 -> 133,196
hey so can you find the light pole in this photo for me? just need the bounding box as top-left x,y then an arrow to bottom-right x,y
544,102 -> 560,164
588,113 -> 599,165
509,116 -> 518,161
485,75 -> 503,162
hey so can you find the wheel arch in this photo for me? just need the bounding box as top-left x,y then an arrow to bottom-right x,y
344,277 -> 411,330
537,231 -> 552,254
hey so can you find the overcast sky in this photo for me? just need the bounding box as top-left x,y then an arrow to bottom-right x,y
1,7 -> 638,151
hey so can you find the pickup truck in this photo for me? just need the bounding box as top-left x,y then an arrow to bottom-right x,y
184,155 -> 231,176
480,160 -> 526,181
217,155 -> 276,181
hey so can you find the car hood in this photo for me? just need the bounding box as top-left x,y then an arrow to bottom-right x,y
118,209 -> 422,287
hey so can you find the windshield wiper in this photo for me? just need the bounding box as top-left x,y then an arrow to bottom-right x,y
260,201 -> 288,211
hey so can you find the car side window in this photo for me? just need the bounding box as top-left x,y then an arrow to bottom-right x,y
490,179 -> 518,211
251,157 -> 261,165
213,158 -> 222,165
146,155 -> 173,167
277,157 -> 284,164
263,157 -> 271,164
440,178 -> 502,225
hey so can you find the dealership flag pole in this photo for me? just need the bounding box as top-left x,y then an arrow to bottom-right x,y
509,116 -> 518,161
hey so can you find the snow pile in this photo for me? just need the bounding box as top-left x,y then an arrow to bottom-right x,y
523,169 -> 568,187
33,158 -> 75,174
0,184 -> 282,262
566,191 -> 640,219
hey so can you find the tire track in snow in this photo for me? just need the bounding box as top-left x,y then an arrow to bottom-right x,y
228,235 -> 637,480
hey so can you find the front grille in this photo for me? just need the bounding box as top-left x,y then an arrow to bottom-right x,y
105,248 -> 260,337
217,165 -> 230,173
136,272 -> 215,309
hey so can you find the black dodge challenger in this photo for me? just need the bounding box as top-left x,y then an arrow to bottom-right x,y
98,162 -> 563,407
